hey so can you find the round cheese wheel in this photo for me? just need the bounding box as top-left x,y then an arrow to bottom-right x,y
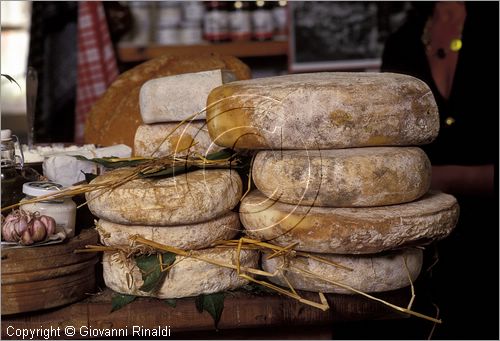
84,54 -> 251,148
134,121 -> 221,157
240,190 -> 459,254
97,211 -> 240,250
87,169 -> 242,225
103,248 -> 259,299
262,248 -> 423,294
206,72 -> 439,149
252,147 -> 431,207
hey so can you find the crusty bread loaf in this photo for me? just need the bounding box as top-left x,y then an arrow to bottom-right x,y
86,168 -> 242,226
262,248 -> 423,294
134,121 -> 221,157
206,72 -> 439,149
97,211 -> 240,250
240,190 -> 459,254
103,248 -> 259,298
252,147 -> 431,207
84,54 -> 251,148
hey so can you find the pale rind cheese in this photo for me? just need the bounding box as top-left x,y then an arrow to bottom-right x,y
206,72 -> 439,149
86,169 -> 242,226
103,248 -> 259,299
262,248 -> 423,294
97,212 -> 240,250
252,147 -> 431,207
240,190 -> 459,254
134,121 -> 221,157
140,69 -> 236,123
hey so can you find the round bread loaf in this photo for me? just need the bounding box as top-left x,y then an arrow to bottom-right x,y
134,121 -> 221,157
206,72 -> 439,149
103,248 -> 259,299
84,54 -> 251,148
86,169 -> 242,225
97,212 -> 240,250
252,147 -> 431,207
240,190 -> 459,254
262,248 -> 423,294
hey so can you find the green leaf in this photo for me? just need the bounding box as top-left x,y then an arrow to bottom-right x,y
139,165 -> 194,179
74,155 -> 149,169
135,252 -> 175,293
204,148 -> 235,161
164,299 -> 177,308
81,171 -> 98,183
239,283 -> 277,295
111,293 -> 136,312
1,74 -> 21,90
195,292 -> 225,328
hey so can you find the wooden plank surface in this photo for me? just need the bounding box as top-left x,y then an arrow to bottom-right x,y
1,287 -> 411,339
117,41 -> 288,62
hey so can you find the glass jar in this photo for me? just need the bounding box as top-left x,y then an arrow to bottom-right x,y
20,181 -> 76,238
1,129 -> 27,210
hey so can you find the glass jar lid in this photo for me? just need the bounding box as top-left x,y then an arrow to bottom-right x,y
22,181 -> 63,197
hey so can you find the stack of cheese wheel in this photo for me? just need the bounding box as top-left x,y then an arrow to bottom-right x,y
134,69 -> 237,158
206,72 -> 460,295
85,168 -> 258,299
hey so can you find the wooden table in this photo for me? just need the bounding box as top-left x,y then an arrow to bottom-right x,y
1,287 -> 413,339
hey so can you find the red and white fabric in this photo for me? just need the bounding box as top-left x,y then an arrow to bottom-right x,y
75,1 -> 118,143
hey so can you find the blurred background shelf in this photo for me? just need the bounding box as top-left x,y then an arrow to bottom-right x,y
117,40 -> 288,62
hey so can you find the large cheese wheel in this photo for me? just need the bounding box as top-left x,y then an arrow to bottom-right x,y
252,147 -> 431,207
262,248 -> 423,294
84,54 -> 251,148
206,72 -> 439,149
134,121 -> 221,157
103,248 -> 259,299
240,190 -> 459,254
86,169 -> 242,226
97,212 -> 240,250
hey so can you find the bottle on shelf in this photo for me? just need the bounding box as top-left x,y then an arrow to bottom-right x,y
155,2 -> 181,45
272,0 -> 288,41
203,1 -> 230,43
229,1 -> 252,41
251,0 -> 274,41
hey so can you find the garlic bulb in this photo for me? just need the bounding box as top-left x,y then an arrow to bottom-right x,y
1,209 -> 57,245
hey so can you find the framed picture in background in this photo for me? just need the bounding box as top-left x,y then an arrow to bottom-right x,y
288,2 -> 411,72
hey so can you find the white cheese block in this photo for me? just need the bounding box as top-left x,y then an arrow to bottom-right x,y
252,147 -> 431,207
140,69 -> 236,123
134,121 -> 221,157
97,211 -> 240,250
240,190 -> 459,254
262,248 -> 423,294
43,144 -> 132,187
86,168 -> 242,226
103,247 -> 259,298
206,72 -> 439,149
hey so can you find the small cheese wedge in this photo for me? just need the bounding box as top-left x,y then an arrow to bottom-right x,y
86,169 -> 242,226
140,69 -> 236,123
103,247 -> 259,299
134,121 -> 221,157
206,72 -> 439,149
240,190 -> 459,254
262,248 -> 423,294
97,211 -> 240,250
252,147 -> 431,207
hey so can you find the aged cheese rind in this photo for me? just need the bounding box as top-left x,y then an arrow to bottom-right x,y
134,121 -> 221,157
86,169 -> 242,225
97,212 -> 239,250
103,248 -> 259,298
240,190 -> 459,254
140,70 -> 234,123
262,248 -> 422,294
252,147 -> 431,207
206,72 -> 439,149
